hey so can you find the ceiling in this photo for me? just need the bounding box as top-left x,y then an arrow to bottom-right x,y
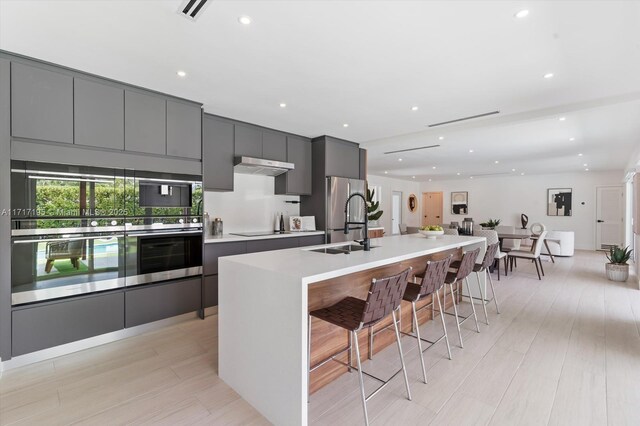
1,0 -> 639,179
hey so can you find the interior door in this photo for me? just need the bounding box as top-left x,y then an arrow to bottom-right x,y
391,191 -> 402,234
596,186 -> 624,250
422,192 -> 443,226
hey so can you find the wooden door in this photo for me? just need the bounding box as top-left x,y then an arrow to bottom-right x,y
422,192 -> 443,226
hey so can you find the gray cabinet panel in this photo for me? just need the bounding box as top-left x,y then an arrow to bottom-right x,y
298,234 -> 325,247
246,237 -> 299,253
203,115 -> 234,191
204,241 -> 247,275
325,139 -> 360,179
204,275 -> 218,308
275,136 -> 312,195
12,292 -> 124,356
359,148 -> 367,180
262,131 -> 287,162
167,100 -> 201,159
74,78 -> 124,150
124,90 -> 166,155
11,62 -> 73,144
0,58 -> 12,360
125,278 -> 201,328
234,124 -> 262,158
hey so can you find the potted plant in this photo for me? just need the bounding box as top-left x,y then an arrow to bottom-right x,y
366,188 -> 383,226
479,218 -> 501,230
605,245 -> 634,282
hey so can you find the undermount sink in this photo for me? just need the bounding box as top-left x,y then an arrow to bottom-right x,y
309,244 -> 378,255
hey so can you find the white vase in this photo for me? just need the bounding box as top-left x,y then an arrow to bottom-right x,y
605,263 -> 629,282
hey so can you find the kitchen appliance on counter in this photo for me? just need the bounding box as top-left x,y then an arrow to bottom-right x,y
10,160 -> 203,305
326,176 -> 367,244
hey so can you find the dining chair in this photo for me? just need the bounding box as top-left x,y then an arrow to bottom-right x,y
474,229 -> 508,280
507,231 -> 548,280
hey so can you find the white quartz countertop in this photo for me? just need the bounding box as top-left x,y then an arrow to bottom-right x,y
204,230 -> 325,244
220,234 -> 485,284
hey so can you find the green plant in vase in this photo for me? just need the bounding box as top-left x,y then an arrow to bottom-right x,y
605,245 -> 633,282
366,188 -> 383,223
479,218 -> 501,229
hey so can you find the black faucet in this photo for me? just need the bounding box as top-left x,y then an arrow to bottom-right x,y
344,193 -> 370,251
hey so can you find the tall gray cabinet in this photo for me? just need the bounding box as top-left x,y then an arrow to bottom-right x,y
74,78 -> 125,150
203,114 -> 235,191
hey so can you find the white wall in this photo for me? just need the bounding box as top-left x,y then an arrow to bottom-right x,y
204,174 -> 300,233
367,175 -> 421,235
419,170 -> 624,250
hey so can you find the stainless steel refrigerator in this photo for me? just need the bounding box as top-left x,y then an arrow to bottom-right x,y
326,176 -> 367,243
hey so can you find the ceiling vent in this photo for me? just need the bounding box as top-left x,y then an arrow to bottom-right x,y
428,110 -> 500,128
384,144 -> 440,155
179,0 -> 210,21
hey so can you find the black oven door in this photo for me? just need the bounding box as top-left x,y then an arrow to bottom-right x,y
125,229 -> 202,287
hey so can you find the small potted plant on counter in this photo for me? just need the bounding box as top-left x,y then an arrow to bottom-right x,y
367,188 -> 383,226
479,218 -> 501,230
605,245 -> 633,282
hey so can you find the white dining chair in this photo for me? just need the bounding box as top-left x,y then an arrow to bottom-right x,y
474,229 -> 508,280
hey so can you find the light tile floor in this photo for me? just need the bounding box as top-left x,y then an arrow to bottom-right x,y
1,250 -> 638,425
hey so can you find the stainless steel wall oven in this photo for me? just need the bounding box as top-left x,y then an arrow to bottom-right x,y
10,161 -> 203,305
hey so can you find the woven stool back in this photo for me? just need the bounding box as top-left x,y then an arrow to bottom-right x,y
361,267 -> 412,328
480,243 -> 500,270
454,248 -> 481,281
418,255 -> 453,297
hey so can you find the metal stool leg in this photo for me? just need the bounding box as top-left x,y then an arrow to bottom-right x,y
348,331 -> 353,372
412,302 -> 427,384
486,269 -> 500,314
307,315 -> 312,403
352,330 -> 369,426
476,271 -> 489,325
449,282 -> 464,348
392,310 -> 412,401
464,277 -> 481,333
368,327 -> 373,360
436,288 -> 452,360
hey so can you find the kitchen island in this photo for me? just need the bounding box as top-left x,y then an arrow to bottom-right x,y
218,234 -> 486,426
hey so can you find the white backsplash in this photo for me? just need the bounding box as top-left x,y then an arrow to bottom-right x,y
203,173 -> 301,233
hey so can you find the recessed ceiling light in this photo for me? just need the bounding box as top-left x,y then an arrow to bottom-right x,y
578,153 -> 583,156
569,137 -> 575,141
438,136 -> 445,140
559,116 -> 566,121
521,172 -> 525,175
469,149 -> 474,153
494,160 -> 499,164
585,168 -> 590,171
457,172 -> 461,176
515,9 -> 530,18
343,123 -> 349,128
238,15 -> 252,25
398,158 -> 403,162
176,70 -> 187,78
428,178 -> 432,182
470,176 -> 474,179
412,176 -> 416,179
411,106 -> 419,111
583,163 -> 588,167
543,73 -> 554,79
384,171 -> 388,174
432,166 -> 436,169
512,168 -> 516,172
279,103 -> 287,108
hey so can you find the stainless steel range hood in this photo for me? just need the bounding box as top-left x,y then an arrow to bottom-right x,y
233,156 -> 294,177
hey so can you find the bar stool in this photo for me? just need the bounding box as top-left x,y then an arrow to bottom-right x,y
453,243 -> 501,325
307,268 -> 412,426
429,248 -> 481,348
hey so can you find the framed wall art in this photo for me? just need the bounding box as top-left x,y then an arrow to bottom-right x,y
451,191 -> 468,215
547,188 -> 572,216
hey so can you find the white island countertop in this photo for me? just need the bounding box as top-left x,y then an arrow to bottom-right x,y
221,233 -> 485,284
204,230 -> 324,244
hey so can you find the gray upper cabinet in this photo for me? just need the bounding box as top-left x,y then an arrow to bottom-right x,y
124,90 -> 166,155
325,138 -> 360,179
359,148 -> 367,181
11,62 -> 73,144
74,78 -> 124,150
234,123 -> 262,158
167,100 -> 201,159
262,131 -> 287,162
275,136 -> 312,195
203,115 -> 235,191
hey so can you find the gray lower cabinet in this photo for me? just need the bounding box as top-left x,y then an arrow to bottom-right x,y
124,90 -> 166,155
234,123 -> 262,158
74,78 -> 125,150
246,237 -> 299,253
204,241 -> 247,275
11,62 -> 73,144
275,136 -> 312,195
125,278 -> 201,328
262,130 -> 287,162
298,234 -> 325,247
167,100 -> 201,159
204,275 -> 218,308
11,291 -> 125,356
203,115 -> 235,191
324,138 -> 360,179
